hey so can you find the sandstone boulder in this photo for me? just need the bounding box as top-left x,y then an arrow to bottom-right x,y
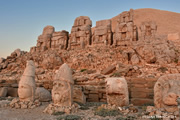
73,85 -> 86,104
7,88 -> 18,97
35,87 -> 51,102
101,65 -> 116,75
0,58 -> 5,64
0,87 -> 8,97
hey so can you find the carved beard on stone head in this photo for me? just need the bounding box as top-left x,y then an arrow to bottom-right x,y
52,80 -> 72,106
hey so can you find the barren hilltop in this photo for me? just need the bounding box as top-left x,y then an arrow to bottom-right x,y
0,8 -> 180,120
111,8 -> 180,35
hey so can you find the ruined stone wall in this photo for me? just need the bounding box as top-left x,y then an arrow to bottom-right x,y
68,16 -> 92,49
113,9 -> 137,46
51,30 -> 69,50
92,19 -> 112,46
0,77 -> 157,105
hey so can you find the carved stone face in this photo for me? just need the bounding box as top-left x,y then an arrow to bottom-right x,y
106,77 -> 129,107
18,60 -> 36,102
18,83 -> 32,101
52,80 -> 72,106
154,74 -> 180,112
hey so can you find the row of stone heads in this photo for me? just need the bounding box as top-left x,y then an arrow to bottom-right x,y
15,60 -> 180,114
30,10 -> 157,53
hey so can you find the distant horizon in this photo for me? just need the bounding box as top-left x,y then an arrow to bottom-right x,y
1,0 -> 180,58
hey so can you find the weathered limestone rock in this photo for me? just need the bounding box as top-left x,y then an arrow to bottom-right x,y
101,65 -> 116,75
140,21 -> 157,40
0,87 -> 8,97
35,87 -> 51,102
131,54 -> 140,65
134,36 -> 177,64
14,49 -> 22,57
11,49 -> 22,58
113,9 -> 137,46
44,63 -> 79,114
41,53 -> 63,69
7,88 -> 18,97
36,25 -> 55,52
10,60 -> 41,109
168,33 -> 179,41
51,30 -> 69,50
92,19 -> 112,46
154,74 -> 180,112
106,77 -> 129,107
73,85 -> 86,104
68,16 -> 92,49
0,57 -> 5,64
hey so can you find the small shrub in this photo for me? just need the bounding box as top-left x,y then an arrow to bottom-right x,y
94,108 -> 121,117
85,102 -> 107,107
79,106 -> 89,110
80,69 -> 87,72
150,116 -> 161,120
57,115 -> 81,120
116,117 -> 126,120
112,72 -> 122,77
174,58 -> 178,63
157,67 -> 168,73
53,111 -> 65,116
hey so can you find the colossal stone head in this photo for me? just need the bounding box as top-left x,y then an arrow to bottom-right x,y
154,74 -> 180,112
18,60 -> 36,101
106,77 -> 129,107
52,63 -> 74,106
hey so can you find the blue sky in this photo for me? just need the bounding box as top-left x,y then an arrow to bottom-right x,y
0,0 -> 180,58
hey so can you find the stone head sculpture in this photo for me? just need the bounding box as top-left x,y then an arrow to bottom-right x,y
154,74 -> 180,112
106,77 -> 129,107
18,60 -> 36,101
52,63 -> 74,106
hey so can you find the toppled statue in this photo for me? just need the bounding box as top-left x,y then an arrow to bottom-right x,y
154,74 -> 180,112
10,60 -> 41,109
44,63 -> 79,114
106,77 -> 129,107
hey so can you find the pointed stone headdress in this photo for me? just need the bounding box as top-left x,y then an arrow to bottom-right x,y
19,60 -> 36,88
54,63 -> 74,84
